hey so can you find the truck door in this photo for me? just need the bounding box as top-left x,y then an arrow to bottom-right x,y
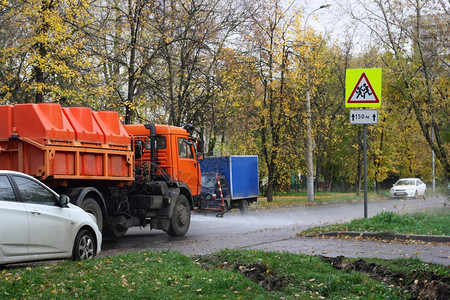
177,138 -> 200,196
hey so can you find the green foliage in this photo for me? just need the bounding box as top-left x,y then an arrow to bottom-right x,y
0,0 -> 105,104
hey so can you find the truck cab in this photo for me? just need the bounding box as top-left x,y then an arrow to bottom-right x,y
124,124 -> 201,201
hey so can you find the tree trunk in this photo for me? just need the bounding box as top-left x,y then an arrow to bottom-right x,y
266,182 -> 274,202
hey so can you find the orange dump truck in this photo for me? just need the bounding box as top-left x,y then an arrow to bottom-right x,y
0,103 -> 201,237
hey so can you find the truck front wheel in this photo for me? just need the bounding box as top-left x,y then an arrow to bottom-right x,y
81,198 -> 103,232
167,194 -> 191,237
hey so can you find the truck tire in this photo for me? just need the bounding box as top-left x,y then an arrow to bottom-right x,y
239,199 -> 249,215
167,194 -> 191,237
81,198 -> 103,232
72,229 -> 96,260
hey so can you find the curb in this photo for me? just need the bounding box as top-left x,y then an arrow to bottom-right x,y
306,231 -> 450,243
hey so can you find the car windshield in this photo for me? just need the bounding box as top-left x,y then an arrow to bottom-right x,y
395,179 -> 415,186
201,175 -> 216,188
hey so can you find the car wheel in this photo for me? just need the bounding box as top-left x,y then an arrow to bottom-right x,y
423,191 -> 427,199
414,191 -> 418,199
73,229 -> 96,261
81,198 -> 103,232
167,194 -> 191,237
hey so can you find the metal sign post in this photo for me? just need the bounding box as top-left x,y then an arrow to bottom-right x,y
349,109 -> 377,218
363,124 -> 368,218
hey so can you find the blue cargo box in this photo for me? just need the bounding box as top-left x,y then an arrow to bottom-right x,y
200,156 -> 259,199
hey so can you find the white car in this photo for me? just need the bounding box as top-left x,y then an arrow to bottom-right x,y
390,178 -> 427,199
0,171 -> 101,266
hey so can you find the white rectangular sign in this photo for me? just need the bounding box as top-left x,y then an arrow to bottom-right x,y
349,109 -> 378,124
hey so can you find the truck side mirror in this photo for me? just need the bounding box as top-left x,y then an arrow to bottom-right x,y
196,140 -> 204,155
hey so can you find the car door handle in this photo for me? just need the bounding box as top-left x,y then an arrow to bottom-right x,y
31,210 -> 41,216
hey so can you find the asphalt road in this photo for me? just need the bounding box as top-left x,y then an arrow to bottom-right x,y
100,196 -> 449,265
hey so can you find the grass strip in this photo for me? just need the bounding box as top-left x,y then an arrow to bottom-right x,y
300,208 -> 450,236
4,249 -> 446,299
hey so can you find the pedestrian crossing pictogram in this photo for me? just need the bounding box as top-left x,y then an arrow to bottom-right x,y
347,73 -> 379,104
345,68 -> 382,108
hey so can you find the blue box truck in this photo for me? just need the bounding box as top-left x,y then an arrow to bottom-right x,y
199,155 -> 259,214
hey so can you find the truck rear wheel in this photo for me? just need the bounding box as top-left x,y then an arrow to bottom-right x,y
81,198 -> 103,232
167,194 -> 191,237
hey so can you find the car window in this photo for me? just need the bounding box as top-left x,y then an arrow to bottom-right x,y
157,136 -> 166,149
0,175 -> 16,202
13,176 -> 57,205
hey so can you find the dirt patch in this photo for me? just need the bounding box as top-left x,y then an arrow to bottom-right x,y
319,255 -> 450,300
230,262 -> 294,291
197,259 -> 294,291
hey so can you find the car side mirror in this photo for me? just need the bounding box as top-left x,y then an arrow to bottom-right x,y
58,195 -> 70,207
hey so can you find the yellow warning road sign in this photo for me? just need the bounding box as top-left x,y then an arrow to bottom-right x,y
345,68 -> 382,108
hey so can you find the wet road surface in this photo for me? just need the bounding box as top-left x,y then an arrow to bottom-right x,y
100,196 -> 449,265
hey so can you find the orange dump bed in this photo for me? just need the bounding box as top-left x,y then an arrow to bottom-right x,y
0,103 -> 133,182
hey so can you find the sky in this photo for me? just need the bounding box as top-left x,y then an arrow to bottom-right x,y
296,0 -> 377,52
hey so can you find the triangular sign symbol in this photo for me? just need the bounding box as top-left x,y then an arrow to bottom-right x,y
347,73 -> 380,104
